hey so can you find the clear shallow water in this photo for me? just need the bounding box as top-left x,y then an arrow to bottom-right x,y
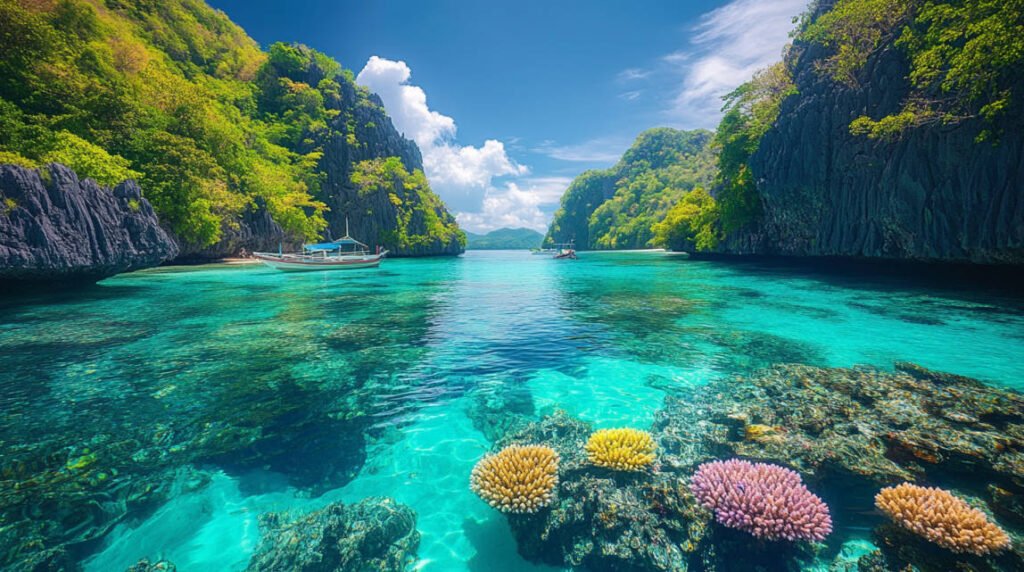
2,251 -> 1023,570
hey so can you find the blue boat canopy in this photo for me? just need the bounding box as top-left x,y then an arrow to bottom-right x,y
304,237 -> 368,251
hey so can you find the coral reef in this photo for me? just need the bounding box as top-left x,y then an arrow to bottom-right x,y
875,483 -> 1010,556
126,559 -> 176,572
245,497 -> 419,572
471,444 -> 559,514
654,363 -> 1024,501
480,364 -> 1024,571
690,459 -> 832,542
586,428 -> 657,471
500,413 -> 712,571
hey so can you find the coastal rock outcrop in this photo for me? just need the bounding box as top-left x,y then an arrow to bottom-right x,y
245,497 -> 419,572
737,4 -> 1024,264
0,164 -> 178,284
307,72 -> 464,257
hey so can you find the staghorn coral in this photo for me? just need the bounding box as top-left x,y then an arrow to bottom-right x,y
471,445 -> 559,514
875,483 -> 1011,556
690,459 -> 832,542
586,428 -> 657,471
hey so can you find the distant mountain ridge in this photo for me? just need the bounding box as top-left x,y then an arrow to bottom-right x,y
465,227 -> 544,249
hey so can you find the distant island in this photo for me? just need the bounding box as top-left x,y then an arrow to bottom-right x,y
465,228 -> 544,250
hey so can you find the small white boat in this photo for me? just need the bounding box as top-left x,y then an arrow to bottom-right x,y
552,241 -> 577,260
254,228 -> 387,272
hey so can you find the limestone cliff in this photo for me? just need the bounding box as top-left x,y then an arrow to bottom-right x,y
0,164 -> 177,284
734,5 -> 1024,264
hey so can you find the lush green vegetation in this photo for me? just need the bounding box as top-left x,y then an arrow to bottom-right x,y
650,187 -> 719,252
804,0 -> 1024,139
545,128 -> 716,249
641,63 -> 795,252
351,157 -> 464,250
0,0 -> 462,254
0,0 -> 332,247
464,228 -> 544,250
713,62 -> 795,237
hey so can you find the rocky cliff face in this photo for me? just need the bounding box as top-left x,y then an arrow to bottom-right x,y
0,164 -> 178,284
185,62 -> 462,260
318,86 -> 463,257
741,19 -> 1024,264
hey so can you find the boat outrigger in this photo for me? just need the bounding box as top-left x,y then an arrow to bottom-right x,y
253,223 -> 387,272
530,247 -> 557,255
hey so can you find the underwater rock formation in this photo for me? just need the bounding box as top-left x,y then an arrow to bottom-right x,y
493,412 -> 713,571
653,363 -> 1024,570
0,164 -> 178,285
126,558 -> 176,571
477,364 -> 1024,571
654,363 -> 1024,491
245,497 -> 419,572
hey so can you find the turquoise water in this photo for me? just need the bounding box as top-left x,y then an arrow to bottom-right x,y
2,251 -> 1023,570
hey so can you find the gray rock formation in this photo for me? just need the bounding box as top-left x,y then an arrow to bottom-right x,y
0,164 -> 178,284
737,8 -> 1024,264
246,497 -> 419,572
316,79 -> 463,257
182,62 -> 464,260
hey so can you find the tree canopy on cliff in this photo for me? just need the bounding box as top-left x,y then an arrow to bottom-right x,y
544,128 -> 716,250
0,0 -> 462,254
804,0 -> 1024,139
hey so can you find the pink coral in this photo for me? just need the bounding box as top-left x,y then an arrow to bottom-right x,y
690,459 -> 832,542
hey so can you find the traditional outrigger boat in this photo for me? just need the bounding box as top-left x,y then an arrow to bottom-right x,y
530,247 -> 557,255
553,241 -> 577,260
253,225 -> 387,272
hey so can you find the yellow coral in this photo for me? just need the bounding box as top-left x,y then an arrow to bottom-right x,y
470,444 -> 559,514
586,428 -> 657,471
744,424 -> 777,441
875,483 -> 1011,556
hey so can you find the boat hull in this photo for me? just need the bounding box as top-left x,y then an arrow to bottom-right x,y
253,253 -> 384,272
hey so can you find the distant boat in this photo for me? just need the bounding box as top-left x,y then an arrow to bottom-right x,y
553,241 -> 577,260
530,247 -> 557,255
253,222 -> 387,272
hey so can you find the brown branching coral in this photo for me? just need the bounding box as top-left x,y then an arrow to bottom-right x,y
470,445 -> 559,514
875,483 -> 1011,556
586,428 -> 657,471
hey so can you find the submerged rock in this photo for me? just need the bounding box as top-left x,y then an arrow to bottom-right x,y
126,558 -> 176,572
0,164 -> 178,285
655,363 -> 1024,491
245,497 -> 419,572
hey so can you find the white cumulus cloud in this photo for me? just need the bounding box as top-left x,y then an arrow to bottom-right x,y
667,0 -> 807,127
356,56 -> 527,214
456,177 -> 572,234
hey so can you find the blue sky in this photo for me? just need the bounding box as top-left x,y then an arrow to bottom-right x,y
209,0 -> 807,232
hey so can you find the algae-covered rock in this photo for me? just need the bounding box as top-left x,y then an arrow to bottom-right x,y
654,363 -> 1024,489
245,497 -> 419,572
126,558 -> 176,572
